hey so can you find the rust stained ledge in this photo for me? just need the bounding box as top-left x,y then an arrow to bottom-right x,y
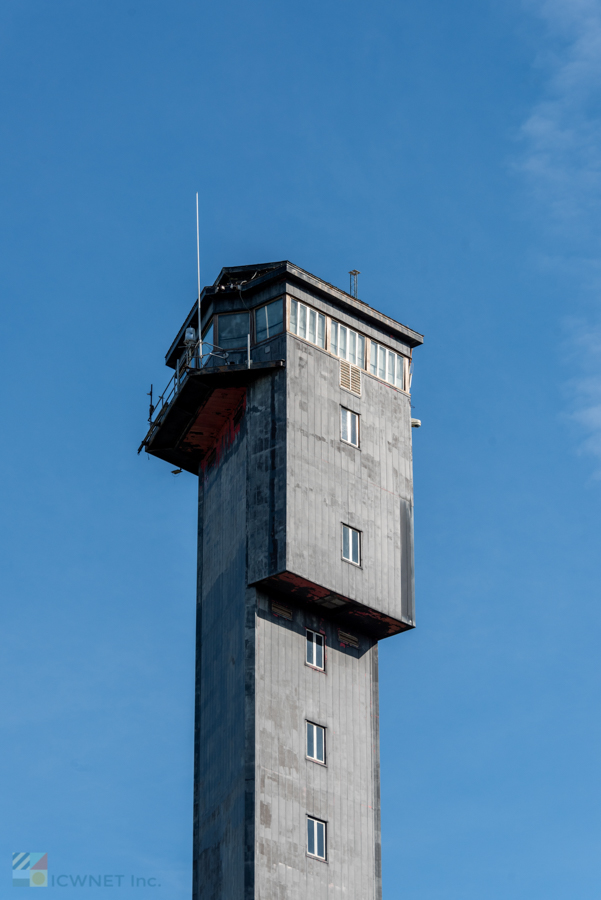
252,571 -> 414,641
141,360 -> 284,474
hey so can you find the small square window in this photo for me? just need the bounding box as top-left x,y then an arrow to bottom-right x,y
306,629 -> 324,669
342,524 -> 361,566
306,722 -> 326,763
307,817 -> 327,860
340,408 -> 359,447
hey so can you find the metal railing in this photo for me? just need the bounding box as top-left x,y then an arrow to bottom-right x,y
137,339 -> 231,454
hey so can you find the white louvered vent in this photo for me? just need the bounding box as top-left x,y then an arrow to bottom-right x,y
340,360 -> 361,395
271,601 -> 292,621
338,629 -> 359,648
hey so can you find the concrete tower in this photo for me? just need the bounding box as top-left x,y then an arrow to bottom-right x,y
140,261 -> 423,900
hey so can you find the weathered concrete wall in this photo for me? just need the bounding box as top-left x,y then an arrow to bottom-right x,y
285,334 -> 415,625
254,596 -> 381,900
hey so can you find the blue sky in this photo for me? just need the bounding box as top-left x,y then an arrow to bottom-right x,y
1,0 -> 601,897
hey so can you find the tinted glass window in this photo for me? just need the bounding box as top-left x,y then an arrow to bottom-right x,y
217,313 -> 250,349
255,299 -> 284,342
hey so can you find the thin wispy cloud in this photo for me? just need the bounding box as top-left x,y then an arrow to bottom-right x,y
521,0 -> 601,471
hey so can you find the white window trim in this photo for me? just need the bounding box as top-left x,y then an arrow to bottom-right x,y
288,297 -> 411,394
367,338 -> 410,392
342,524 -> 361,567
306,721 -> 326,765
306,816 -> 327,861
305,628 -> 325,671
330,320 -> 366,369
288,297 -> 326,349
340,407 -> 359,448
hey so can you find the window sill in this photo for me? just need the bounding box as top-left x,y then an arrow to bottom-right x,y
289,333 -> 326,352
365,369 -> 411,395
304,662 -> 326,673
306,854 -> 328,864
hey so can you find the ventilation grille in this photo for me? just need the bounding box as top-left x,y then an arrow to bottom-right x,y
340,360 -> 361,395
338,629 -> 359,649
271,601 -> 292,620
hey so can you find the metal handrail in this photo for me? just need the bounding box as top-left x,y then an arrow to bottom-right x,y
137,340 -> 230,454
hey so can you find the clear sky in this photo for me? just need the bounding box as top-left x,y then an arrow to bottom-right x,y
2,0 -> 601,897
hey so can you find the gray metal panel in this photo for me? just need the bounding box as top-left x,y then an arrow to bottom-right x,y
285,334 -> 415,623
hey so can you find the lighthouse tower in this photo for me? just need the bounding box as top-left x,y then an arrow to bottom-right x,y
140,261 -> 423,900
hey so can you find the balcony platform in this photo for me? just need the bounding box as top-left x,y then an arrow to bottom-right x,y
140,360 -> 285,474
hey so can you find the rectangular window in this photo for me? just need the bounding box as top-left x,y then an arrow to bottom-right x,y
370,340 -> 377,375
369,339 -> 407,390
388,350 -> 395,383
339,325 -> 347,359
216,312 -> 250,350
317,314 -> 325,348
289,299 -> 325,348
306,629 -> 324,669
331,320 -> 365,368
299,303 -> 307,339
306,722 -> 325,763
307,817 -> 326,860
396,353 -> 404,386
348,330 -> 356,365
309,308 -> 316,344
340,408 -> 359,447
342,524 -> 361,566
378,345 -> 386,380
255,298 -> 284,342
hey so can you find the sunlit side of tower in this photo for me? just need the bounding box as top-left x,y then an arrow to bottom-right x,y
140,261 -> 423,900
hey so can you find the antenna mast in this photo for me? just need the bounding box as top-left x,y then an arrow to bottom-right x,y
196,193 -> 201,364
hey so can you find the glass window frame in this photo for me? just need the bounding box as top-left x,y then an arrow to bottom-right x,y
340,407 -> 359,448
305,629 -> 325,670
307,816 -> 327,861
306,721 -> 326,764
331,320 -> 365,369
288,298 -> 326,349
342,524 -> 361,566
255,297 -> 284,343
368,339 -> 409,391
214,311 -> 251,350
